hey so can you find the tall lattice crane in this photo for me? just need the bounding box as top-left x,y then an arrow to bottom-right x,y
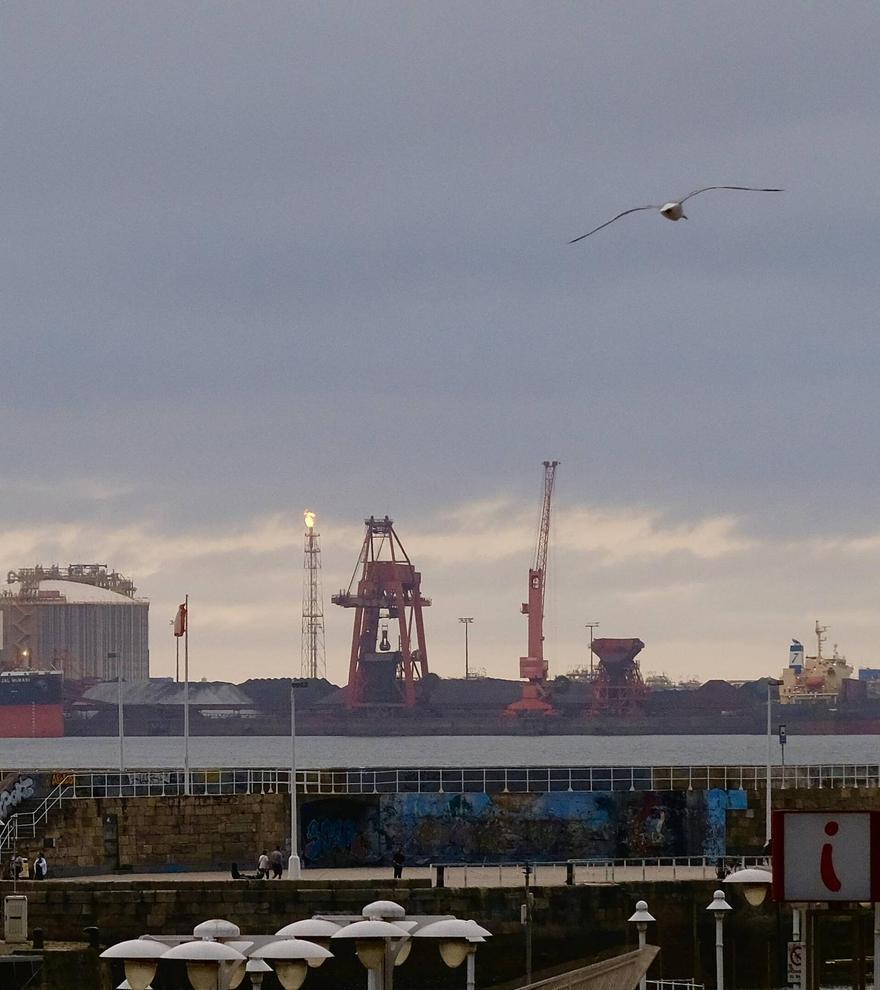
506,460 -> 559,716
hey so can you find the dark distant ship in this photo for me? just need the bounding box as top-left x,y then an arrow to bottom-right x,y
0,670 -> 64,738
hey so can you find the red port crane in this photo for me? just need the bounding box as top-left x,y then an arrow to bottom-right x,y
331,516 -> 430,707
506,460 -> 559,716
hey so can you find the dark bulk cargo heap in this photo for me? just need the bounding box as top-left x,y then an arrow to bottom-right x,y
0,669 -> 64,737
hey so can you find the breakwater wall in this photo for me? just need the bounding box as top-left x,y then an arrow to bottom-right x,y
26,789 -> 749,873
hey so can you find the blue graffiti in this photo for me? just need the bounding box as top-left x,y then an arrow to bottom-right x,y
304,816 -> 360,864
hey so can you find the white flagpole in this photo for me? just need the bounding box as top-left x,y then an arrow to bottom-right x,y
183,595 -> 190,796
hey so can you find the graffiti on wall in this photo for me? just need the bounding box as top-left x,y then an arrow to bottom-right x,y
703,788 -> 748,858
0,775 -> 35,821
301,798 -> 380,866
299,788 -> 750,867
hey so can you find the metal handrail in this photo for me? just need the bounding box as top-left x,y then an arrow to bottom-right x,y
429,856 -> 768,886
0,763 -> 874,796
0,780 -> 74,857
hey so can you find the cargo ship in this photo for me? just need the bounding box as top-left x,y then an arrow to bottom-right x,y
0,670 -> 64,738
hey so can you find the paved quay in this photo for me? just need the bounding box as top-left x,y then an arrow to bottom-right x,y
55,862 -> 722,886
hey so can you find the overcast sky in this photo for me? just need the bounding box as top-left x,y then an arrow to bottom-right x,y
3,3 -> 880,686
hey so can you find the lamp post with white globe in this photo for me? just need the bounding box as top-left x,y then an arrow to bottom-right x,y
723,868 -> 772,908
99,940 -> 166,990
627,900 -> 656,990
160,940 -> 247,990
414,918 -> 492,990
250,938 -> 333,990
706,889 -> 732,990
101,901 -> 491,990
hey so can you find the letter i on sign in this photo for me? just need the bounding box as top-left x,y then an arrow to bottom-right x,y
820,821 -> 842,893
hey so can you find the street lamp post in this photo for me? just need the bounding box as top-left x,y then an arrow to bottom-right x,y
107,651 -> 125,773
627,900 -> 656,990
458,618 -> 473,680
778,722 -> 787,788
765,679 -> 782,847
874,903 -> 880,990
723,867 -> 772,907
289,678 -> 309,879
101,903 -> 491,990
251,938 -> 333,989
99,939 -> 166,990
706,890 -> 732,990
415,919 -> 491,990
332,918 -> 411,990
585,622 -> 599,678
160,940 -> 247,990
522,864 -> 534,985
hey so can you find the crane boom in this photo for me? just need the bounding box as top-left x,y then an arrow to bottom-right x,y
533,460 -> 559,616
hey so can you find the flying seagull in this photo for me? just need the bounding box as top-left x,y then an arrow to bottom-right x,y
569,185 -> 783,243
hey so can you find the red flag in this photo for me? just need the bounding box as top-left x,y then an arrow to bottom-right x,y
173,602 -> 187,638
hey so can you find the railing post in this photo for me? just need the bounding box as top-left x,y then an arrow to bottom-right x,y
436,864 -> 445,888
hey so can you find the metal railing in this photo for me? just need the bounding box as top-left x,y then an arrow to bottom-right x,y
430,857 -> 769,887
0,779 -> 74,857
2,763 -> 880,800
647,981 -> 703,990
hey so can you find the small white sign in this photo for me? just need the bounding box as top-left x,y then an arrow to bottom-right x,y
787,941 -> 803,984
779,812 -> 873,901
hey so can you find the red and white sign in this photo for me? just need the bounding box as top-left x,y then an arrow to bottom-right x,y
772,810 -> 880,902
787,942 -> 803,984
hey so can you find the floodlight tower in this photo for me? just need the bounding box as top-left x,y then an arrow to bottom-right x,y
301,510 -> 327,679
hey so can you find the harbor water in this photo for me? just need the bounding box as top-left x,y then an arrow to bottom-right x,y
2,733 -> 879,769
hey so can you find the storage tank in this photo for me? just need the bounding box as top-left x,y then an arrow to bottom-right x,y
0,567 -> 149,681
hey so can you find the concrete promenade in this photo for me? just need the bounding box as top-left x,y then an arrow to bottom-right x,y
53,862 -> 726,886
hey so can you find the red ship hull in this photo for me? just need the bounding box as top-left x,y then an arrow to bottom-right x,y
0,703 -> 64,738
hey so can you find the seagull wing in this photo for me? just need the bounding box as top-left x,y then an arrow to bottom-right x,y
679,185 -> 784,204
568,205 -> 658,243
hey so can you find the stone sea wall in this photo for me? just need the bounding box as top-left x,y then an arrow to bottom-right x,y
15,782 -> 880,873
37,794 -> 287,873
27,788 -> 749,873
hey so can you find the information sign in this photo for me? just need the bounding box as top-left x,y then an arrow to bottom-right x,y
772,810 -> 880,902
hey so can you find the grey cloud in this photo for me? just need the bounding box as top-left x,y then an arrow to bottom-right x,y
2,2 -> 879,682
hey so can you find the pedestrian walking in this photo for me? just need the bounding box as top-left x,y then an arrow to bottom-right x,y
270,846 -> 284,879
257,850 -> 270,879
392,848 -> 405,880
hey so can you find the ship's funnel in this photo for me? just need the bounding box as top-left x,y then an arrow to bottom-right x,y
590,638 -> 645,668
